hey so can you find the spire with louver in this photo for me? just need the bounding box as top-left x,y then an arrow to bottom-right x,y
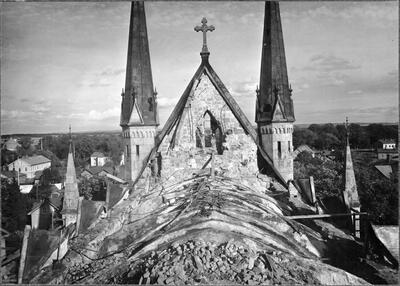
120,1 -> 158,127
256,1 -> 294,123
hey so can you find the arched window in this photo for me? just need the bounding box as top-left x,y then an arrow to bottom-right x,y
202,110 -> 224,154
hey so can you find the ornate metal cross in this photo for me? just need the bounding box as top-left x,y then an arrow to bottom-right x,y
194,17 -> 215,54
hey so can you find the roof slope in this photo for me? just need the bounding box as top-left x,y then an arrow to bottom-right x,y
131,55 -> 288,187
257,1 -> 294,123
120,1 -> 158,127
21,155 -> 51,166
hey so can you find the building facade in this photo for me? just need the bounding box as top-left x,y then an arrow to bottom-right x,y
90,152 -> 110,167
8,155 -> 51,179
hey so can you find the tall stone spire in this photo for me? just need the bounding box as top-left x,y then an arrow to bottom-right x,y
256,1 -> 295,183
256,1 -> 294,123
120,1 -> 158,127
120,1 -> 159,182
62,126 -> 80,227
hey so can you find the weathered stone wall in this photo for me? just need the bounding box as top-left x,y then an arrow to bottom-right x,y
158,73 -> 260,182
122,126 -> 157,182
259,122 -> 294,182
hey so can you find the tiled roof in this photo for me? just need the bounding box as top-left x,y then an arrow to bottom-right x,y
378,139 -> 396,144
21,155 -> 51,166
91,152 -> 106,158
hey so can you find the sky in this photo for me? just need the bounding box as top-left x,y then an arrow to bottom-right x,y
1,1 -> 398,134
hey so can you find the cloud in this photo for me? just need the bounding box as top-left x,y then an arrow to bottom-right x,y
87,107 -> 119,120
31,104 -> 50,113
157,97 -> 179,109
306,54 -> 360,72
230,79 -> 258,97
347,90 -> 363,95
100,68 -> 125,77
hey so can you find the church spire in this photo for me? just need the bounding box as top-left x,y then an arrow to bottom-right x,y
256,1 -> 294,123
120,1 -> 158,127
343,117 -> 360,210
62,126 -> 79,226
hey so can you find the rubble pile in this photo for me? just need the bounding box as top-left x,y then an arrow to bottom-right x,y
120,239 -> 320,285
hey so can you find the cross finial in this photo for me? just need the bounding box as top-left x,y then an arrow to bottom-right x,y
194,17 -> 215,58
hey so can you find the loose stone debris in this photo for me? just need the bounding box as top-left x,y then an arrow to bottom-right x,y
117,239 -> 321,285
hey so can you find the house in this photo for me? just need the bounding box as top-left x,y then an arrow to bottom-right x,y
27,196 -> 62,230
81,166 -> 113,179
378,139 -> 397,150
7,155 -> 51,179
90,152 -> 110,167
4,138 -> 20,151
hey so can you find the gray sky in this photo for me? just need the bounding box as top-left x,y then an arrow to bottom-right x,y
1,1 -> 398,134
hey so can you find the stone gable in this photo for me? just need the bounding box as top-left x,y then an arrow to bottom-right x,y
158,73 -> 260,183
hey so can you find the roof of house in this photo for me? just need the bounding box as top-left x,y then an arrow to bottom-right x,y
19,155 -> 51,166
293,144 -> 315,159
378,139 -> 396,144
83,166 -> 113,176
374,165 -> 392,179
91,152 -> 106,158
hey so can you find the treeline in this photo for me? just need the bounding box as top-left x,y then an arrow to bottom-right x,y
293,123 -> 398,150
43,134 -> 123,168
1,133 -> 123,170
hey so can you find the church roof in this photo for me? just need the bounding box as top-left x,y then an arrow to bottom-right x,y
131,52 -> 288,187
120,1 -> 158,127
256,1 -> 295,123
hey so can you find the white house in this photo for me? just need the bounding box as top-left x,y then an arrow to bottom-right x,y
379,139 -> 397,150
8,155 -> 51,179
90,152 -> 110,167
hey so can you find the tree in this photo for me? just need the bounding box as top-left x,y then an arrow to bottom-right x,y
294,152 -> 343,200
1,179 -> 33,232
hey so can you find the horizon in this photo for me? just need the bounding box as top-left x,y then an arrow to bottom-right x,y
1,121 -> 398,137
1,1 -> 398,134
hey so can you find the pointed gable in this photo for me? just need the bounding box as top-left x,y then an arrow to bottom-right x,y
129,56 -> 288,187
257,1 -> 294,123
120,1 -> 158,127
128,101 -> 144,125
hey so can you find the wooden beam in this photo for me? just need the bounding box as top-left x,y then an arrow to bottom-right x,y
285,212 -> 368,220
